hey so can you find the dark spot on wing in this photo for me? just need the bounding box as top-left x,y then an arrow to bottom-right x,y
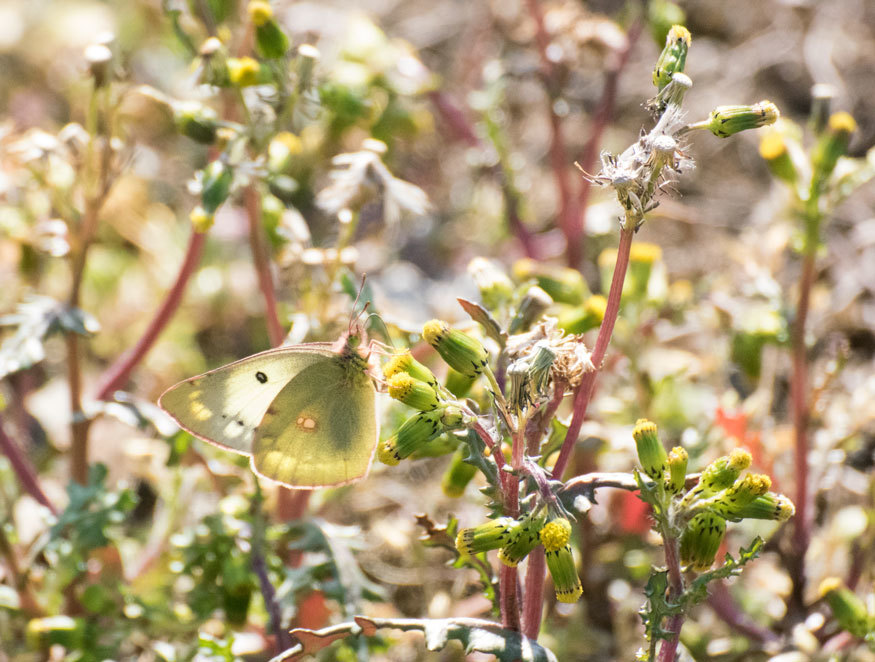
236,420 -> 244,426
256,371 -> 268,384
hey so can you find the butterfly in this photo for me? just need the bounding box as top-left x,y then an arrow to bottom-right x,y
159,327 -> 379,489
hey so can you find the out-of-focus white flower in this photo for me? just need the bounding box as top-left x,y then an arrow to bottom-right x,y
316,139 -> 429,226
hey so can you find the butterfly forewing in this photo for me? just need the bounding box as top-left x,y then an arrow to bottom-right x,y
252,354 -> 378,488
158,346 -> 335,454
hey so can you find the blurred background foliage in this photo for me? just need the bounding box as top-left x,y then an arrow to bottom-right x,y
0,0 -> 874,660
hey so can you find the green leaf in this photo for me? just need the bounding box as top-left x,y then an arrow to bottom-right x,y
682,536 -> 764,608
457,298 -> 507,349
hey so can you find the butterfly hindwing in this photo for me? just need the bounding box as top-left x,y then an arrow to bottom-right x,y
252,353 -> 378,488
158,345 -> 335,455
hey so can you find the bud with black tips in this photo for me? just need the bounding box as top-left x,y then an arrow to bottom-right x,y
679,511 -> 726,571
422,320 -> 489,379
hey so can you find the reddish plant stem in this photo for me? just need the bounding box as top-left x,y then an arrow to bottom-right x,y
67,333 -> 90,485
499,424 -> 523,631
245,185 -> 284,347
552,226 -> 634,480
243,185 -> 310,522
521,546 -> 546,638
574,21 -> 642,259
427,90 -> 538,257
94,231 -> 207,401
0,416 -> 56,514
427,90 -> 480,147
656,535 -> 685,662
499,564 -> 521,632
707,581 -> 779,643
524,0 -> 579,266
791,250 -> 815,554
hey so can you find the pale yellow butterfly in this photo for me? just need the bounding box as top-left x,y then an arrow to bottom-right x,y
159,327 -> 379,489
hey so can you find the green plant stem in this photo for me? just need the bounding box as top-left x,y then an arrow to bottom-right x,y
93,231 -> 207,401
67,84 -> 115,485
552,225 -> 634,480
0,416 -> 56,514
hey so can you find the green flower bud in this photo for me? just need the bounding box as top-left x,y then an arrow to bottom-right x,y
247,0 -> 273,26
648,1 -> 686,48
812,111 -> 857,184
666,446 -> 688,494
268,132 -> 303,173
545,544 -> 583,603
255,19 -> 290,59
383,351 -> 438,388
441,444 -> 477,497
633,419 -> 667,483
445,368 -> 476,398
388,373 -> 441,410
200,161 -> 233,214
26,616 -> 85,650
540,518 -> 572,551
540,519 -> 582,602
557,294 -> 606,335
227,56 -> 262,87
456,517 -> 517,556
174,101 -> 219,144
819,577 -> 871,639
728,492 -> 795,522
652,25 -> 691,91
759,133 -> 798,185
422,320 -> 489,379
808,83 -> 835,135
189,206 -> 214,233
498,510 -> 547,567
378,407 -> 462,464
708,473 -> 772,520
679,511 -> 726,572
197,37 -> 229,87
699,101 -> 780,138
512,258 -> 588,305
693,449 -> 752,497
509,286 -> 553,334
469,257 -> 514,310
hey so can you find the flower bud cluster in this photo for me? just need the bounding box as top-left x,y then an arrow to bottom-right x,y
456,514 -> 582,603
379,349 -> 467,465
634,419 -> 795,572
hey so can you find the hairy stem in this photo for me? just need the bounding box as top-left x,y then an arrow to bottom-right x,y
656,535 -> 685,662
552,226 -> 634,479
